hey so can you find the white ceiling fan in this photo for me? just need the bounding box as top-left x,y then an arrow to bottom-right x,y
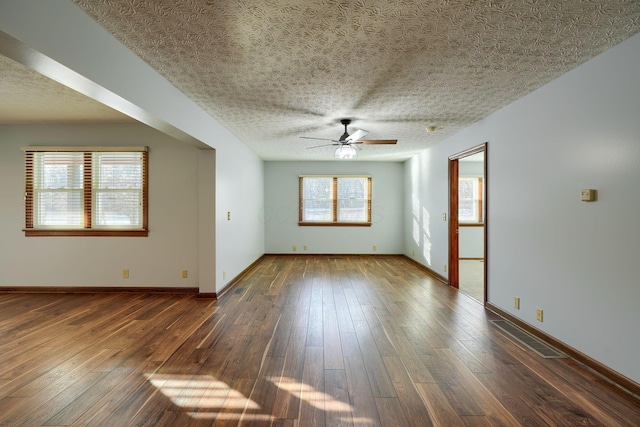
301,119 -> 397,159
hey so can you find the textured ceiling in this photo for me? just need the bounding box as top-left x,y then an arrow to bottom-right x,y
3,1 -> 640,161
0,54 -> 134,124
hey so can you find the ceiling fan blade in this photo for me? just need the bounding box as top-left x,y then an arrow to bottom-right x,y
354,139 -> 398,145
306,143 -> 339,149
300,136 -> 334,142
346,128 -> 369,142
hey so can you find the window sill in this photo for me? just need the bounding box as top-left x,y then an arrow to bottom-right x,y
298,222 -> 371,227
24,229 -> 149,237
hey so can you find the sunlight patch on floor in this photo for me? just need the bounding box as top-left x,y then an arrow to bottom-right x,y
270,376 -> 352,412
145,373 -> 264,421
146,373 -> 375,424
268,376 -> 375,425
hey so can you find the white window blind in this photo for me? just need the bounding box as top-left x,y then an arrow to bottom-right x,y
458,176 -> 484,223
32,152 -> 86,228
337,177 -> 369,222
301,177 -> 333,222
93,152 -> 144,229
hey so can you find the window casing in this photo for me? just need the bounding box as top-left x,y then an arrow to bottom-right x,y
299,175 -> 371,226
24,147 -> 148,236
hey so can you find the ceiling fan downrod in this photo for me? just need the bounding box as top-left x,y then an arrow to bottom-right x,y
339,119 -> 351,141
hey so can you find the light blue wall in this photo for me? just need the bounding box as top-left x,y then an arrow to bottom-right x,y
265,161 -> 404,254
405,33 -> 640,383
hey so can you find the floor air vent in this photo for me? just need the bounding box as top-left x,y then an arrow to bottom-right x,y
491,320 -> 567,359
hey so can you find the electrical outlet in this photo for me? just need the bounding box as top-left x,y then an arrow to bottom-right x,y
514,297 -> 520,309
182,270 -> 188,279
292,245 -> 297,251
444,265 -> 447,273
412,249 -> 415,257
223,271 -> 227,280
303,245 -> 307,251
536,308 -> 544,322
122,269 -> 129,279
372,245 -> 377,251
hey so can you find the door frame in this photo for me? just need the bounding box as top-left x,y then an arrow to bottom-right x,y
448,143 -> 488,302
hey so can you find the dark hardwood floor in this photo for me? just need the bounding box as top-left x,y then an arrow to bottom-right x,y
0,255 -> 638,426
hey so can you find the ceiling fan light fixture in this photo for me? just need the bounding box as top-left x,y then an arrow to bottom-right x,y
334,145 -> 357,160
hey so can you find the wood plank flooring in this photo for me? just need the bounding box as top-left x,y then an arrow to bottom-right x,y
0,255 -> 638,426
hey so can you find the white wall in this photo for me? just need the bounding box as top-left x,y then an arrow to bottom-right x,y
265,161 -> 404,254
0,0 -> 265,293
0,124 -> 202,288
216,148 -> 264,285
459,226 -> 484,259
459,160 -> 484,177
405,33 -> 640,383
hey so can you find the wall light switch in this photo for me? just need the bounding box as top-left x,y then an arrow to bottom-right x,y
580,189 -> 596,202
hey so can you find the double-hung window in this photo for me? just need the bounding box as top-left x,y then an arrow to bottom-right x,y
299,175 -> 371,226
458,176 -> 484,224
23,146 -> 148,236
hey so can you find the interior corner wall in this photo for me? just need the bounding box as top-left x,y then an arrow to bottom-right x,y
404,33 -> 640,384
265,161 -> 404,254
0,123 -> 202,288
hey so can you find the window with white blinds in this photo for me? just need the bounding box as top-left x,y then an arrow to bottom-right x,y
458,176 -> 484,224
299,175 -> 372,226
23,147 -> 148,236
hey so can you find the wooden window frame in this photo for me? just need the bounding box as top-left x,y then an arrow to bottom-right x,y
23,146 -> 149,237
298,175 -> 372,227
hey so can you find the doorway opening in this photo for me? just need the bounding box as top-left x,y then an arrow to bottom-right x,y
449,144 -> 487,303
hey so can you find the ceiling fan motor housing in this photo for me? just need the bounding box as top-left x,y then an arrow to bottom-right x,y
340,118 -> 352,141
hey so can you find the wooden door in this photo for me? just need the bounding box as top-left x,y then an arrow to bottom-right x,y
449,158 -> 460,288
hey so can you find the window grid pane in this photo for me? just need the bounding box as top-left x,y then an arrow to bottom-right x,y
302,177 -> 333,221
33,153 -> 84,228
93,152 -> 143,228
459,177 -> 482,223
337,178 -> 368,222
